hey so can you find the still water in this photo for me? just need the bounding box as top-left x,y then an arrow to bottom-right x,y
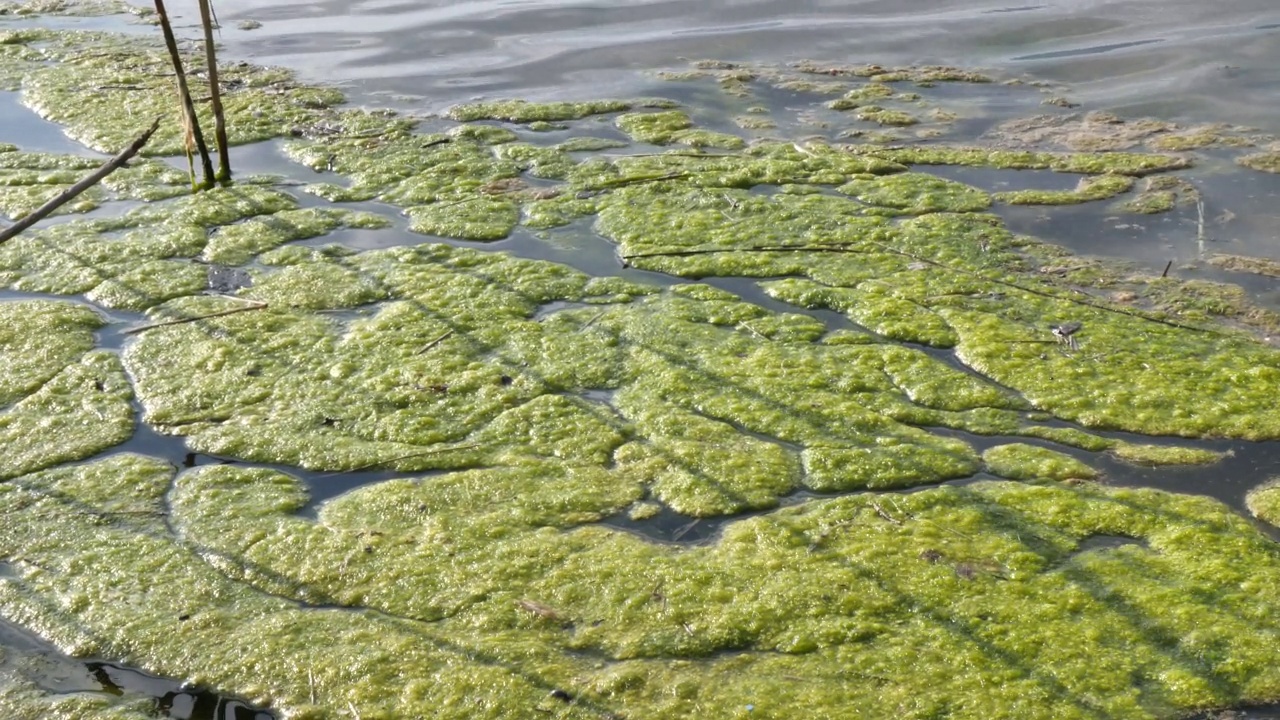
199,0 -> 1280,131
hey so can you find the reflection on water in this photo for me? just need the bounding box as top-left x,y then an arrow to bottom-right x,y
0,616 -> 273,719
169,0 -> 1280,131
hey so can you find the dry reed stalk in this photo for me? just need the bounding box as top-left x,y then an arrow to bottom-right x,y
195,0 -> 231,183
153,0 -> 215,189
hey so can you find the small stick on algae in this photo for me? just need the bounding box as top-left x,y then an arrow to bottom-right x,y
415,329 -> 455,355
671,518 -> 701,541
311,445 -> 482,477
516,599 -> 563,622
578,311 -> 606,332
123,299 -> 267,335
869,501 -> 903,526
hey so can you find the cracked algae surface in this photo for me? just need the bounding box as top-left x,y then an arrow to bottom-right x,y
6,12 -> 1280,720
0,300 -> 132,479
8,456 -> 1280,719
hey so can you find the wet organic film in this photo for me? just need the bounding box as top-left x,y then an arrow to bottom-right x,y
4,8 -> 1280,720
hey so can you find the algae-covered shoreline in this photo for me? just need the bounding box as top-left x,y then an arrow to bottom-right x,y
4,4 -> 1280,718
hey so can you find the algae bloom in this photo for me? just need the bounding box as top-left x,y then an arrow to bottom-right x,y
2,10 -> 1280,720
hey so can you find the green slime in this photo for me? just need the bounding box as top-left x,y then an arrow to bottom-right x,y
1,15 -> 1279,720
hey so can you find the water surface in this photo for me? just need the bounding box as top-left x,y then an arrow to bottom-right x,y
190,0 -> 1280,133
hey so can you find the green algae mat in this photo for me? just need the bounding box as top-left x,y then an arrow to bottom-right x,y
6,8 -> 1280,719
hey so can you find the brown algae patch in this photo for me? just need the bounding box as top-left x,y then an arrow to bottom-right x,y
1238,151 -> 1280,174
1206,253 -> 1280,279
654,59 -> 992,139
985,111 -> 1264,155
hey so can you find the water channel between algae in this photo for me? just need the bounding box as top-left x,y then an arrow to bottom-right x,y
6,6 -> 1280,719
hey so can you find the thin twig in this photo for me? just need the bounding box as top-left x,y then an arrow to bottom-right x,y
1161,260 -> 1173,278
671,518 -> 700,541
586,170 -> 689,190
605,151 -> 723,160
1196,198 -> 1207,249
123,299 -> 267,335
869,501 -> 903,526
624,238 -> 1219,335
0,117 -> 162,244
578,311 -> 606,332
620,243 -> 860,261
860,238 -> 1220,336
619,242 -> 860,258
738,321 -> 768,340
423,195 -> 485,211
415,329 -> 454,355
310,444 -> 481,478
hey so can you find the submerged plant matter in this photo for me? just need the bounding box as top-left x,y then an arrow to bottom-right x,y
4,10 -> 1280,720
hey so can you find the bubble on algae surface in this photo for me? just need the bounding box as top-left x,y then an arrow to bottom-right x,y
5,11 -> 1280,719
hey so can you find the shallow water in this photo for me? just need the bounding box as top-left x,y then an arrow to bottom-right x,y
189,0 -> 1280,132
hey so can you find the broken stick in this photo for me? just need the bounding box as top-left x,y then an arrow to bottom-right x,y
0,116 -> 162,244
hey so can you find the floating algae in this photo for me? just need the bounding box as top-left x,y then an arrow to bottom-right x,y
0,300 -> 131,479
17,453 -> 1280,718
983,443 -> 1097,481
4,8 -> 1280,719
1246,480 -> 1280,526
